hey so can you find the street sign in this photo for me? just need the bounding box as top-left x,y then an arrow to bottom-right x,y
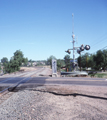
52,59 -> 57,74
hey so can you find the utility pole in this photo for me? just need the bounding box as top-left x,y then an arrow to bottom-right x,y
80,52 -> 81,71
72,13 -> 75,71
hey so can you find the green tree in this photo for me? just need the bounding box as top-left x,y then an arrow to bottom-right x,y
64,55 -> 71,71
78,53 -> 91,69
93,50 -> 107,71
81,54 -> 87,68
93,50 -> 103,70
3,62 -> 9,73
0,63 -> 1,70
78,53 -> 96,71
1,50 -> 28,73
88,54 -> 95,69
23,58 -> 28,66
1,57 -> 8,65
13,50 -> 24,66
102,50 -> 107,71
47,55 -> 56,68
28,59 -> 33,67
57,59 -> 65,71
1,57 -> 8,73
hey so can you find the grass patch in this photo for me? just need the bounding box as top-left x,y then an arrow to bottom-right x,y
61,69 -> 66,72
91,73 -> 107,78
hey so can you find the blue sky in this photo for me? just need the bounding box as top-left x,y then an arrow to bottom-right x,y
0,0 -> 107,61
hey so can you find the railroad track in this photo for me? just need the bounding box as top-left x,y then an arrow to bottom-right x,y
0,67 -> 45,98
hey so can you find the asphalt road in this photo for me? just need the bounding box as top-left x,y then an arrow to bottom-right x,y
0,76 -> 107,89
20,77 -> 107,88
0,67 -> 107,91
0,67 -> 45,91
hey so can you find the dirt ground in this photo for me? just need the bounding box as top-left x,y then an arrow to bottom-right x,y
0,85 -> 107,120
30,85 -> 107,119
34,85 -> 107,98
0,67 -> 107,119
20,67 -> 38,71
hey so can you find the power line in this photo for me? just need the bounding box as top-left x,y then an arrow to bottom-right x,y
89,32 -> 107,47
101,46 -> 107,50
91,46 -> 107,54
91,37 -> 107,48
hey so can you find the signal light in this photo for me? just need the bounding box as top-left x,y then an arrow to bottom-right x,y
72,63 -> 77,67
77,49 -> 81,54
85,45 -> 90,50
65,49 -> 71,54
80,44 -> 84,51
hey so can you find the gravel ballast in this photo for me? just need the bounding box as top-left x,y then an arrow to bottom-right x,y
0,85 -> 107,120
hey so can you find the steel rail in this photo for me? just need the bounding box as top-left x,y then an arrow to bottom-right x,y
0,67 -> 45,97
0,67 -> 44,83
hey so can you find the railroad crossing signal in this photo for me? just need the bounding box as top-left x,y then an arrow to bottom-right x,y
80,44 -> 84,51
85,45 -> 90,50
65,13 -> 91,71
77,49 -> 81,54
65,49 -> 71,54
77,44 -> 90,54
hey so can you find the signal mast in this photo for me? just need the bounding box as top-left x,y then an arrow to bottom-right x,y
65,14 -> 90,71
72,13 -> 76,70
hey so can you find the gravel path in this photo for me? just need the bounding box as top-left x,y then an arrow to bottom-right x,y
0,85 -> 107,120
